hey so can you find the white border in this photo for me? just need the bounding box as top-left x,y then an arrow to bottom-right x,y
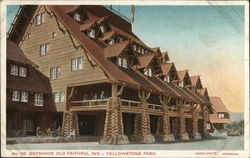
1,0 -> 249,157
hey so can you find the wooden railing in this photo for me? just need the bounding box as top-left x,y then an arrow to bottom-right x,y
120,99 -> 140,108
168,107 -> 178,112
148,103 -> 162,111
71,99 -> 108,106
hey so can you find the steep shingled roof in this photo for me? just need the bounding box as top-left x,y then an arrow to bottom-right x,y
137,54 -> 155,69
210,97 -> 229,113
177,70 -> 188,81
160,63 -> 173,75
190,76 -> 199,86
7,39 -> 38,67
104,41 -> 130,58
7,40 -> 52,94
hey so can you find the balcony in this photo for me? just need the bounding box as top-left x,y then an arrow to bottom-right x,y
70,99 -> 109,111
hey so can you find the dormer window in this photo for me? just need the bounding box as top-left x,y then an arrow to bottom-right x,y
74,13 -> 81,22
133,44 -> 137,51
117,57 -> 128,69
144,68 -> 152,77
88,29 -> 96,39
179,81 -> 184,87
141,48 -> 145,54
218,113 -> 224,118
100,25 -> 105,33
10,65 -> 28,77
108,38 -> 115,45
164,75 -> 170,83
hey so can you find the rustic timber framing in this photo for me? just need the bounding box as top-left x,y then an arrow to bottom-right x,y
6,5 -> 219,145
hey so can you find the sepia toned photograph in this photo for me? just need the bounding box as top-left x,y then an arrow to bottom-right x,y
1,1 -> 249,157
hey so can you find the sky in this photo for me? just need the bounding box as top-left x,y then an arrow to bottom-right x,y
7,5 -> 246,112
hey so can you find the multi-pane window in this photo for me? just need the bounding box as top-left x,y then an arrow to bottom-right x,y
164,75 -> 170,83
144,68 -> 152,77
10,65 -> 18,76
36,13 -> 45,25
35,93 -> 43,106
12,90 -> 20,102
206,123 -> 211,130
71,57 -> 83,71
40,43 -> 49,56
12,90 -> 28,102
117,57 -> 128,69
54,91 -> 65,103
74,13 -> 81,22
19,67 -> 27,77
50,67 -> 61,79
100,25 -> 105,33
21,91 -> 28,102
218,113 -> 224,118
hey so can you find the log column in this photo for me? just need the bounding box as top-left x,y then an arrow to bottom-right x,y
61,111 -> 79,137
177,100 -> 189,140
155,95 -> 175,141
100,84 -> 129,144
202,106 -> 210,137
192,104 -> 201,139
130,90 -> 155,143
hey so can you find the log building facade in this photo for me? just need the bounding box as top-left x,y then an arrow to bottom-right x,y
7,5 -> 222,144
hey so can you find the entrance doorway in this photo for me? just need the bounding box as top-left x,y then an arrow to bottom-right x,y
78,114 -> 96,136
185,118 -> 193,134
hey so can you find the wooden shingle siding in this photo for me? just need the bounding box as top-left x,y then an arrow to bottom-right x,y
20,7 -> 107,111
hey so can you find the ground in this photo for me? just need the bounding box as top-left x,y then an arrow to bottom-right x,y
6,136 -> 244,150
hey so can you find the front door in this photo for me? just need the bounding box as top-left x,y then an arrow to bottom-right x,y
78,115 -> 96,136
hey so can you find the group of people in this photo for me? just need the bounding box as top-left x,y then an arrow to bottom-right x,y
82,91 -> 107,106
36,126 -> 61,137
82,90 -> 107,100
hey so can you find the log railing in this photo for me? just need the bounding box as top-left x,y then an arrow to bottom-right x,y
148,103 -> 162,111
71,99 -> 108,106
120,99 -> 140,108
168,107 -> 178,112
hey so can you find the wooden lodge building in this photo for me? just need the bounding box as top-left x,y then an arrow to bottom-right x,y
209,97 -> 231,132
7,5 -> 221,144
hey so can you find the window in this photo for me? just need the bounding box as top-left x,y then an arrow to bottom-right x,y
10,65 -> 18,76
179,81 -> 184,87
12,90 -> 20,102
133,44 -> 137,51
21,91 -> 28,102
164,75 -> 170,83
100,25 -> 105,33
54,91 -> 65,103
71,57 -> 83,71
36,13 -> 45,25
74,13 -> 81,22
52,32 -> 56,38
23,120 -> 34,132
35,93 -> 43,106
19,67 -> 27,77
87,29 -> 96,38
144,68 -> 152,77
108,38 -> 114,45
218,113 -> 224,118
117,57 -> 128,69
27,33 -> 31,39
40,43 -> 49,56
50,67 -> 61,79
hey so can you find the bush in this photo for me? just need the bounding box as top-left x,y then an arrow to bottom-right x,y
226,120 -> 244,136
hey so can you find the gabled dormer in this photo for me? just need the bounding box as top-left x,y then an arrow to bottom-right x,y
101,31 -> 128,46
97,17 -> 111,34
190,76 -> 203,91
161,51 -> 170,63
104,41 -> 139,69
177,70 -> 192,88
151,47 -> 162,57
160,62 -> 179,83
68,7 -> 88,24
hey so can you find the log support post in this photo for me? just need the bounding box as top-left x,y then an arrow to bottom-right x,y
61,111 -> 79,138
177,99 -> 189,140
100,83 -> 129,144
192,104 -> 201,139
202,105 -> 211,138
155,95 -> 175,142
130,90 -> 155,143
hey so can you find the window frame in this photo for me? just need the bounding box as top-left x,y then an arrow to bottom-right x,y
35,93 -> 43,106
50,67 -> 61,80
40,43 -> 49,56
71,57 -> 83,71
19,66 -> 27,77
36,13 -> 45,25
10,64 -> 19,76
54,91 -> 65,103
12,90 -> 20,102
